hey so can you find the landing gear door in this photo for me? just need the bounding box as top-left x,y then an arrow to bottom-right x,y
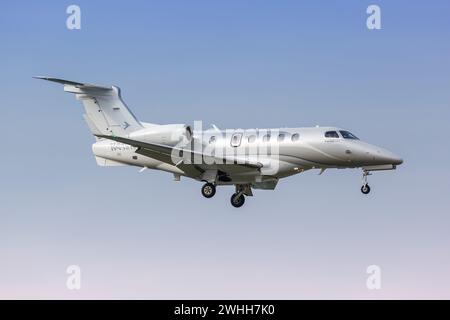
230,132 -> 242,147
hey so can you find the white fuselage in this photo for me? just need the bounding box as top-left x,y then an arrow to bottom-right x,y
36,76 -> 404,207
92,126 -> 403,185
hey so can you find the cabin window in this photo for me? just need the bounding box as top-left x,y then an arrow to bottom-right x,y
339,130 -> 359,140
291,133 -> 300,141
248,135 -> 256,143
263,134 -> 271,142
209,136 -> 216,144
278,133 -> 285,142
231,133 -> 242,147
325,131 -> 339,138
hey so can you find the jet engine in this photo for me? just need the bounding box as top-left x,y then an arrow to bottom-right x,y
129,124 -> 192,146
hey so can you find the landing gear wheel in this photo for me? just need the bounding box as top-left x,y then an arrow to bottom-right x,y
361,184 -> 371,194
201,183 -> 216,198
230,193 -> 245,208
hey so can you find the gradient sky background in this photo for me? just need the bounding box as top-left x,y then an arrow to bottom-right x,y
1,0 -> 450,299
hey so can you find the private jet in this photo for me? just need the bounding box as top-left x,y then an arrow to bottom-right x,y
35,77 -> 403,208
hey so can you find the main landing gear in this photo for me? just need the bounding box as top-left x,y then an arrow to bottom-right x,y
230,184 -> 252,208
230,193 -> 245,208
200,183 -> 252,208
201,182 -> 216,198
361,170 -> 371,195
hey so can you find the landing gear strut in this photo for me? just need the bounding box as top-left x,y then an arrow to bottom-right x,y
201,182 -> 216,198
361,171 -> 371,195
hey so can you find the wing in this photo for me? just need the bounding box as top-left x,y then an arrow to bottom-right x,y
95,134 -> 263,178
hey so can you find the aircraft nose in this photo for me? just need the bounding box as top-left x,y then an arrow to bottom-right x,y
377,148 -> 403,165
393,156 -> 403,165
389,154 -> 403,165
349,141 -> 403,166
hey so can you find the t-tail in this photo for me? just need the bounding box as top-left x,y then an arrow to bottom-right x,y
34,76 -> 143,136
34,76 -> 146,166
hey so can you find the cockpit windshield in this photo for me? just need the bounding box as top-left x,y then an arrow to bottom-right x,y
339,130 -> 359,140
325,131 -> 339,138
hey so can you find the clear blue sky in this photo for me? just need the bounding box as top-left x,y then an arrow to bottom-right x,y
2,0 -> 450,298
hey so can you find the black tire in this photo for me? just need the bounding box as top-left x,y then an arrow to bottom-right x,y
201,183 -> 216,198
230,193 -> 245,208
361,184 -> 371,194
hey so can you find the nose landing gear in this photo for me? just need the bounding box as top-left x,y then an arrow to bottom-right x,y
361,184 -> 371,194
361,170 -> 371,194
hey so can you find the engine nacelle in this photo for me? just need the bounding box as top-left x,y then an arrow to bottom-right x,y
129,124 -> 192,146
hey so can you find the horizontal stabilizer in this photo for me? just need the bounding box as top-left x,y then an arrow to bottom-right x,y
33,76 -> 110,90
